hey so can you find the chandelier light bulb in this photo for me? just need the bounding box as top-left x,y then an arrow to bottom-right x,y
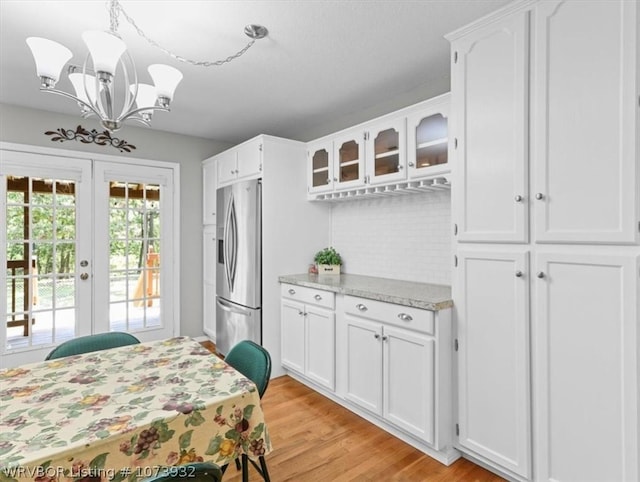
148,64 -> 183,104
81,30 -> 127,75
25,37 -> 73,86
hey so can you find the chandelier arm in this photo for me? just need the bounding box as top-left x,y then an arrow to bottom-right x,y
114,1 -> 260,67
124,116 -> 151,128
40,87 -> 104,120
118,105 -> 169,123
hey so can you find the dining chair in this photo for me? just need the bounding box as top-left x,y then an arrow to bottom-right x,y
222,340 -> 271,482
142,462 -> 222,482
45,332 -> 140,360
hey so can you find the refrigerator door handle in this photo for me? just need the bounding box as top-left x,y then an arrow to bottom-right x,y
223,194 -> 234,292
216,296 -> 253,316
229,196 -> 238,290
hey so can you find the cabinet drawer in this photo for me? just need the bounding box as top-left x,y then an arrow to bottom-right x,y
281,283 -> 335,309
344,295 -> 434,335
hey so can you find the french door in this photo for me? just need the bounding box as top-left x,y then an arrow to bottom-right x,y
0,150 -> 177,367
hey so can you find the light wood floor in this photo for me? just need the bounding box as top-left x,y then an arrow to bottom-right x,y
202,341 -> 504,482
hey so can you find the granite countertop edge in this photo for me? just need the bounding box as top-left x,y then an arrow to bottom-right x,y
278,273 -> 453,311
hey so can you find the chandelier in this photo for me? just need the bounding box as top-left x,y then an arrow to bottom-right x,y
25,0 -> 268,132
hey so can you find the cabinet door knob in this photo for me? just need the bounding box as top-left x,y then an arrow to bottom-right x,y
374,333 -> 381,340
382,335 -> 389,342
535,193 -> 544,200
333,177 -> 338,182
314,294 -> 322,301
298,310 -> 304,316
397,313 -> 413,322
288,288 -> 296,295
515,270 -> 523,277
397,165 -> 404,170
514,194 -> 523,202
326,178 -> 331,184
537,271 -> 545,279
408,161 -> 415,167
80,273 -> 89,281
356,303 -> 368,312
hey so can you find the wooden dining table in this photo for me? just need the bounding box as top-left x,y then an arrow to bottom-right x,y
0,336 -> 271,481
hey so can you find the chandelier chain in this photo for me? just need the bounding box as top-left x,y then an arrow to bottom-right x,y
112,0 -> 258,67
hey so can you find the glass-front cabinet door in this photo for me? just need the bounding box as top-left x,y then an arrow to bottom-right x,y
366,117 -> 407,185
307,141 -> 334,194
333,130 -> 365,190
407,101 -> 450,178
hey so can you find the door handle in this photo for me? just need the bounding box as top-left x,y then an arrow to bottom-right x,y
216,297 -> 252,316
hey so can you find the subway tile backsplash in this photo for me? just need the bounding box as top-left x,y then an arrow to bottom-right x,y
330,191 -> 452,285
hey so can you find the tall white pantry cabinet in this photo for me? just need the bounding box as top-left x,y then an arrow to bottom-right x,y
447,1 -> 639,482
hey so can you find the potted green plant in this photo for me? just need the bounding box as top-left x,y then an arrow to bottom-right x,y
314,247 -> 342,275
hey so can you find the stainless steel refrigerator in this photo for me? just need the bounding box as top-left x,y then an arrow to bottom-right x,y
215,179 -> 262,356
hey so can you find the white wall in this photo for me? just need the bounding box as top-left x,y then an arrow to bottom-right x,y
330,190 -> 452,285
0,103 -> 232,338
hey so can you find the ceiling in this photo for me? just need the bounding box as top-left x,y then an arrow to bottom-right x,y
0,0 -> 508,144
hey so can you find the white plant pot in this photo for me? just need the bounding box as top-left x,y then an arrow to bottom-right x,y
317,264 -> 341,275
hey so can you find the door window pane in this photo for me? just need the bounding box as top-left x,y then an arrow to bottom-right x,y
4,176 -> 78,350
338,140 -> 360,182
415,114 -> 448,170
311,149 -> 330,188
373,128 -> 400,176
108,181 -> 162,332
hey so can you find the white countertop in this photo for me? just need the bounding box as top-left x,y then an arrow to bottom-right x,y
278,273 -> 452,311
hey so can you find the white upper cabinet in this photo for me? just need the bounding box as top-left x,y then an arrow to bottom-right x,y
531,0 -> 639,244
307,140 -> 334,195
236,139 -> 263,180
450,9 -> 530,243
406,95 -> 450,179
451,0 -> 638,246
202,159 -> 217,225
217,138 -> 263,187
306,94 -> 452,200
216,149 -> 237,186
333,128 -> 366,190
365,116 -> 407,185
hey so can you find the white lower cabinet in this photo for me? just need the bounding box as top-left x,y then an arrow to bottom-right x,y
343,295 -> 443,448
454,249 -> 531,479
455,249 -> 639,481
280,283 -> 335,390
202,226 -> 216,339
533,251 -> 639,482
344,315 -> 436,445
345,316 -> 435,444
280,282 -> 456,463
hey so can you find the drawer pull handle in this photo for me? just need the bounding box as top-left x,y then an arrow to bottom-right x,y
356,303 -> 368,312
288,288 -> 296,295
398,313 -> 413,322
314,294 -> 322,301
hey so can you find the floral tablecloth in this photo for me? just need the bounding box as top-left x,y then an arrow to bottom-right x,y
0,337 -> 271,481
